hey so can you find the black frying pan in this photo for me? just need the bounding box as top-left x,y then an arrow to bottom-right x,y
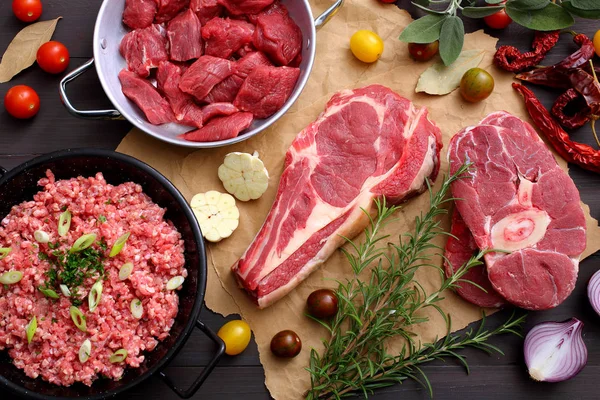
0,149 -> 225,399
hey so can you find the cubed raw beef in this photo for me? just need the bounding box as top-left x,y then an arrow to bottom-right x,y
156,61 -> 204,127
202,18 -> 254,59
190,0 -> 222,24
120,25 -> 168,78
155,0 -> 189,23
179,56 -> 235,101
167,9 -> 203,61
247,0 -> 284,24
204,52 -> 271,103
234,65 -> 300,119
217,0 -> 274,15
180,112 -> 253,142
253,3 -> 302,66
123,0 -> 157,29
202,102 -> 239,124
119,69 -> 175,125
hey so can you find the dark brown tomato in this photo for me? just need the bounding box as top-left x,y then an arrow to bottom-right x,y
307,289 -> 338,319
460,68 -> 495,103
408,41 -> 439,62
270,330 -> 302,358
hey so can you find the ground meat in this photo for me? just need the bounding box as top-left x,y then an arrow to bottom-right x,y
0,171 -> 186,387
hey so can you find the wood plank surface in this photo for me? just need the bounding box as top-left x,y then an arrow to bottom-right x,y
0,0 -> 599,399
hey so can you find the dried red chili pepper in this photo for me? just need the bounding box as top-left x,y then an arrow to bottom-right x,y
567,68 -> 600,115
513,83 -> 600,173
515,33 -> 595,89
552,89 -> 591,130
494,31 -> 559,73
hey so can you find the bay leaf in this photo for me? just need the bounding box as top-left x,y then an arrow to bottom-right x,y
415,49 -> 485,95
0,17 -> 62,83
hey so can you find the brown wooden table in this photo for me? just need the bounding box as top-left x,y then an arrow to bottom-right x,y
0,1 -> 599,399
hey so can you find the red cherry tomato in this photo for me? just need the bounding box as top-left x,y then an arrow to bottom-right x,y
36,42 -> 70,74
483,8 -> 512,30
12,0 -> 42,23
408,41 -> 439,62
4,85 -> 40,119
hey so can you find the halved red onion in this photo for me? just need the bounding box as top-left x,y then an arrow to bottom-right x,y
588,269 -> 600,316
524,318 -> 587,382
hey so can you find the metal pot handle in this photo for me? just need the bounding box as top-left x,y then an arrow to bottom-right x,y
159,319 -> 226,399
315,0 -> 345,29
59,58 -> 124,120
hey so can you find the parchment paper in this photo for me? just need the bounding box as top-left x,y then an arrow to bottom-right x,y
116,1 -> 600,398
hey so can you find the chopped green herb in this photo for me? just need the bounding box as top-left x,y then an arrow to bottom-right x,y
140,215 -> 146,220
3,284 -> 8,290
104,199 -> 112,205
98,215 -> 107,223
60,205 -> 67,212
35,350 -> 41,355
44,218 -> 49,223
51,318 -> 57,324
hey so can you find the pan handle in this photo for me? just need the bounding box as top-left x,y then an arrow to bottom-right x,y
314,0 -> 345,29
59,58 -> 124,120
159,319 -> 226,399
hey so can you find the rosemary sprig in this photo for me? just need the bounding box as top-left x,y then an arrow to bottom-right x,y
305,165 -> 526,399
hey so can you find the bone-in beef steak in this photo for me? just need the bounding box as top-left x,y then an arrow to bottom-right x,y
448,111 -> 586,310
232,85 -> 443,308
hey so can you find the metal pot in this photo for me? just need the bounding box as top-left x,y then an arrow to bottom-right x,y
59,0 -> 344,149
0,149 -> 224,399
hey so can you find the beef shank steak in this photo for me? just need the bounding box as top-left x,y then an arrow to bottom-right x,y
233,84 -> 443,308
448,111 -> 586,310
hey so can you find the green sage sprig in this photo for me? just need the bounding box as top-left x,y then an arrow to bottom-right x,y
305,165 -> 526,399
400,0 -> 600,66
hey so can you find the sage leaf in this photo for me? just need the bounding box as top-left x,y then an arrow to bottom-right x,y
416,49 -> 485,95
486,0 -> 505,3
439,16 -> 464,66
399,14 -> 447,44
561,1 -> 600,18
505,2 -> 574,30
505,0 -> 550,11
412,2 -> 448,15
412,0 -> 431,7
462,6 -> 505,18
570,0 -> 599,10
0,17 -> 62,83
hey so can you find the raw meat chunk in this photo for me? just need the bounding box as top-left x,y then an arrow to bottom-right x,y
190,0 -> 222,24
180,112 -> 253,142
123,0 -> 157,29
156,61 -> 204,127
155,0 -> 189,23
217,0 -> 274,15
202,102 -> 239,124
234,65 -> 300,119
448,111 -> 586,310
233,85 -> 443,308
202,18 -> 255,59
444,209 -> 507,308
179,56 -> 235,101
120,25 -> 168,78
119,69 -> 175,125
167,9 -> 203,62
253,3 -> 302,66
204,52 -> 272,103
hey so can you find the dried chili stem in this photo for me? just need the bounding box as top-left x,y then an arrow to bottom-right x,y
589,60 -> 600,148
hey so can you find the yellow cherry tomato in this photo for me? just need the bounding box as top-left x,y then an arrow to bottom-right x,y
350,30 -> 384,63
217,320 -> 251,356
594,30 -> 600,57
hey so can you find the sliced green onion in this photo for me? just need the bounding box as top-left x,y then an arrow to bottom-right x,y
109,349 -> 128,364
79,339 -> 91,363
130,298 -> 143,319
25,316 -> 37,344
58,210 -> 71,237
38,287 -> 59,299
70,306 -> 87,332
166,276 -> 185,291
60,284 -> 71,297
0,270 -> 23,285
109,232 -> 130,257
119,262 -> 133,281
0,247 -> 11,260
70,233 -> 97,253
34,230 -> 50,244
88,280 -> 103,312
